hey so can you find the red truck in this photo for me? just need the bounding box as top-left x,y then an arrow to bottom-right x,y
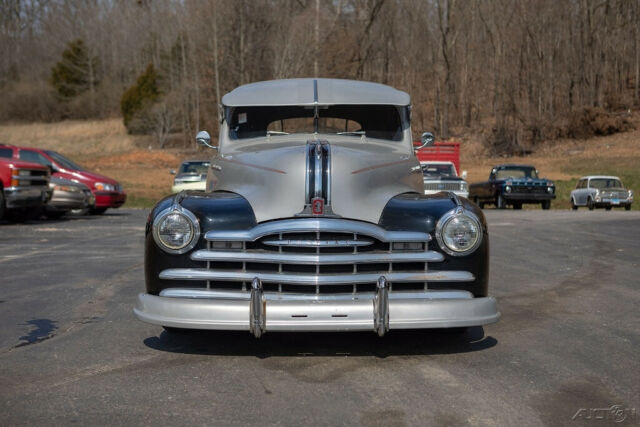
414,141 -> 462,175
0,157 -> 51,221
0,144 -> 126,214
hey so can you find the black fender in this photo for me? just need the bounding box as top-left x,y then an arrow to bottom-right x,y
378,192 -> 489,297
144,191 -> 257,295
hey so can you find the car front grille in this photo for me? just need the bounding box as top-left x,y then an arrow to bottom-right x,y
159,218 -> 475,295
424,181 -> 463,191
513,185 -> 547,194
15,168 -> 49,187
601,191 -> 627,199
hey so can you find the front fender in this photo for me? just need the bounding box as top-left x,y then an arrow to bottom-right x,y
379,192 -> 489,297
144,191 -> 257,295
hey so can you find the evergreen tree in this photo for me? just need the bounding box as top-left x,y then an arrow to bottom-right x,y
50,39 -> 100,100
120,64 -> 161,132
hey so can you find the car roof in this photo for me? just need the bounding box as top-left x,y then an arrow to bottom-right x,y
221,78 -> 410,107
581,175 -> 621,180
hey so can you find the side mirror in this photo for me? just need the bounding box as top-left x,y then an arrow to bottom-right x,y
196,130 -> 217,150
415,132 -> 435,151
169,169 -> 176,175
462,170 -> 468,179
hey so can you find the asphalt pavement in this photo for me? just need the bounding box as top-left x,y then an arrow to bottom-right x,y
0,209 -> 638,426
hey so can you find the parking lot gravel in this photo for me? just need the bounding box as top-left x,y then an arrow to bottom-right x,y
0,209 -> 638,426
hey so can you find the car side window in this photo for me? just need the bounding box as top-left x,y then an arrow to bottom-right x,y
0,148 -> 12,158
19,150 -> 52,167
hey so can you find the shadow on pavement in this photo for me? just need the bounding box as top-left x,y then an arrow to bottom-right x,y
143,326 -> 497,358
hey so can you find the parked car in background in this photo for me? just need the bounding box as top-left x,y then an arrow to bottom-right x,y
570,176 -> 633,211
45,177 -> 95,219
135,78 -> 499,338
0,144 -> 126,214
469,164 -> 555,209
0,157 -> 51,221
170,160 -> 210,193
421,161 -> 469,198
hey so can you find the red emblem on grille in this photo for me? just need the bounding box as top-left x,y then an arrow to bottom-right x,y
311,198 -> 325,215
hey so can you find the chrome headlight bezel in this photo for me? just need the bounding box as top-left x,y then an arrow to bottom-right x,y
435,208 -> 483,257
152,205 -> 200,254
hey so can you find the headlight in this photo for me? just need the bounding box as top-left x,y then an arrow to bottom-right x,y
547,186 -> 554,194
460,182 -> 468,191
435,209 -> 483,256
504,185 -> 511,193
152,205 -> 200,254
54,185 -> 81,193
95,182 -> 115,191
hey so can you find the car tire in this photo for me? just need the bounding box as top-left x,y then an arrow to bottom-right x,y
0,189 -> 5,221
90,207 -> 108,215
479,201 -> 485,209
605,206 -> 612,211
513,202 -> 522,210
496,194 -> 506,209
45,211 -> 66,219
571,198 -> 578,210
625,205 -> 631,211
587,198 -> 595,211
541,200 -> 551,210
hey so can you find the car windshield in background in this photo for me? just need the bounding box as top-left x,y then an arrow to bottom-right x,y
179,162 -> 210,175
495,167 -> 538,180
590,178 -> 623,189
227,104 -> 407,141
422,164 -> 455,178
45,150 -> 84,171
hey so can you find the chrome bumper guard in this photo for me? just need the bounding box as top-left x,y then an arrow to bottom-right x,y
134,276 -> 500,337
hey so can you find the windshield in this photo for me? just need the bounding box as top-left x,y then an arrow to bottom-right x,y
495,166 -> 538,180
227,104 -> 408,141
45,150 -> 85,171
590,178 -> 623,189
178,161 -> 210,175
422,163 -> 456,178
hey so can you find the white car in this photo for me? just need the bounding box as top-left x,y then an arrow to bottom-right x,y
170,160 -> 210,193
421,161 -> 469,198
570,175 -> 633,211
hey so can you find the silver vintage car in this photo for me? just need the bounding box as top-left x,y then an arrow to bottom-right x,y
570,175 -> 633,210
134,78 -> 499,337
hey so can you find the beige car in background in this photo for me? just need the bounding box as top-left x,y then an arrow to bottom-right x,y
170,160 -> 210,193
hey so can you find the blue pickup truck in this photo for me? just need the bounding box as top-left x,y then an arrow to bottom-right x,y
469,164 -> 555,209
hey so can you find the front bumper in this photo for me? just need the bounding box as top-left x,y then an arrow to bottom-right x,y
3,186 -> 49,209
94,191 -> 126,208
172,181 -> 207,193
134,287 -> 500,335
46,190 -> 89,212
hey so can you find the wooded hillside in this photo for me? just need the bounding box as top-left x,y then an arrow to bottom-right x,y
1,0 -> 638,154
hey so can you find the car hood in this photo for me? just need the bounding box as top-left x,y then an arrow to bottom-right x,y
55,169 -> 119,187
423,176 -> 465,182
209,138 -> 423,223
50,176 -> 90,190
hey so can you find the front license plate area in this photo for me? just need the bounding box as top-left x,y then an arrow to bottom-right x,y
612,199 -> 620,205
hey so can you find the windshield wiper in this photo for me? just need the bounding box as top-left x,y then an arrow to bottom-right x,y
267,130 -> 289,136
336,131 -> 365,136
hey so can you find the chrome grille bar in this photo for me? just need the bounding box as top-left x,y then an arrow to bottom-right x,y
159,269 -> 474,284
204,218 -> 431,242
262,239 -> 373,247
191,249 -> 444,264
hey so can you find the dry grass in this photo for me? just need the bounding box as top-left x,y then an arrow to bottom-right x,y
1,116 -> 639,209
